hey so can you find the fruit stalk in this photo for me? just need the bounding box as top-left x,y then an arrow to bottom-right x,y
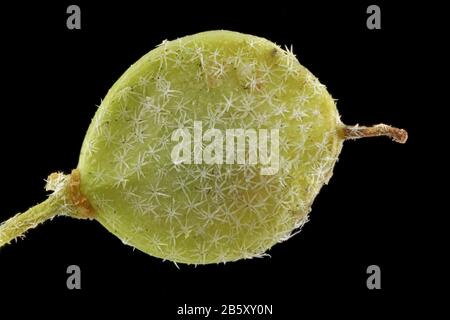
0,194 -> 64,248
344,124 -> 408,143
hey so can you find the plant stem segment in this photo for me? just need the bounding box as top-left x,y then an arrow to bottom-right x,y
0,194 -> 65,248
344,124 -> 408,144
0,169 -> 94,249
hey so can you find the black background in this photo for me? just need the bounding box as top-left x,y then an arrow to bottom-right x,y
0,1 -> 435,317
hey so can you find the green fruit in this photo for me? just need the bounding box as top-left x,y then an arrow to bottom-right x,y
0,30 -> 407,265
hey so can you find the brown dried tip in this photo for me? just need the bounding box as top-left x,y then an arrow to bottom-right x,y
344,124 -> 408,144
68,169 -> 96,219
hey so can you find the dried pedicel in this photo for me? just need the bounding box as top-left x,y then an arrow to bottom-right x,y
0,30 -> 407,264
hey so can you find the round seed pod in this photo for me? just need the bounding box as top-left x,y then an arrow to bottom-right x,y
0,30 -> 407,265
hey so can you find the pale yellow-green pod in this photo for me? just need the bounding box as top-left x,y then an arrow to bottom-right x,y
0,30 -> 407,265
